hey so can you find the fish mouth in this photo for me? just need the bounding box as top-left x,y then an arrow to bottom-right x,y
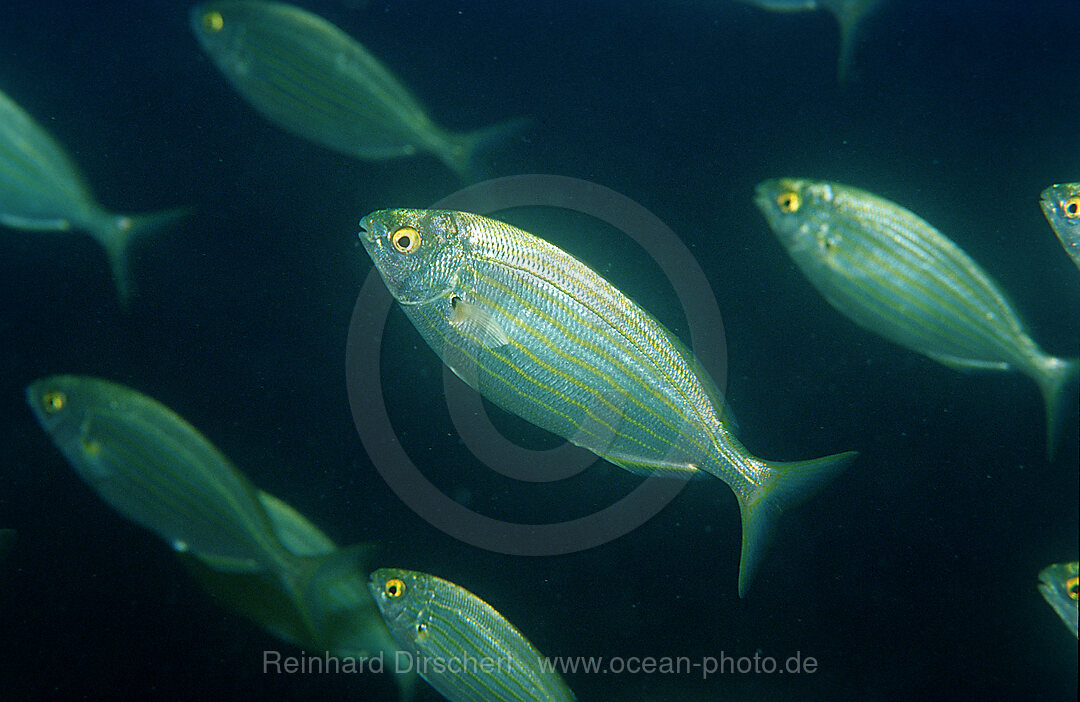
358,215 -> 377,243
752,182 -> 776,214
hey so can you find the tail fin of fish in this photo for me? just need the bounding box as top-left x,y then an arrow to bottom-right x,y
737,450 -> 858,597
94,207 -> 189,308
831,0 -> 883,83
1034,355 -> 1079,460
440,116 -> 534,182
299,544 -> 421,702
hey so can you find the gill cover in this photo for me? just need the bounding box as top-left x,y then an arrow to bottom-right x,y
359,209 -> 466,305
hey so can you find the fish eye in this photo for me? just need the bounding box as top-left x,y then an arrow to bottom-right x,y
777,191 -> 802,213
202,11 -> 224,33
1063,196 -> 1080,219
391,227 -> 422,254
42,391 -> 66,413
1067,575 -> 1079,600
385,577 -> 406,598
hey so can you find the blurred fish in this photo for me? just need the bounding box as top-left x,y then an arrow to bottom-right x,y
1038,561 -> 1078,638
370,568 -> 576,702
26,374 -> 413,696
0,88 -> 186,307
1040,183 -> 1080,270
26,374 -> 295,568
180,493 -> 415,699
190,1 -> 529,180
755,178 -> 1079,457
0,529 -> 15,562
732,0 -> 884,82
360,209 -> 856,596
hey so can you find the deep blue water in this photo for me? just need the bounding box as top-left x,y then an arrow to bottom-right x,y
1,1 -> 1078,700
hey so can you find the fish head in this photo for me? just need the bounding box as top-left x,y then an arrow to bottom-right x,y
1038,561 -> 1080,605
190,2 -> 251,59
754,178 -> 842,260
26,375 -> 90,448
368,567 -> 433,644
359,209 -> 467,305
1040,183 -> 1080,232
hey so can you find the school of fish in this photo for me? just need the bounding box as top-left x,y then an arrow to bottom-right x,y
4,2 -> 1077,701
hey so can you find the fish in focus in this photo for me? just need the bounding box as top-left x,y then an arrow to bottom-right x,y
731,0 -> 884,82
190,1 -> 529,180
0,87 -> 186,306
26,375 -> 412,697
1040,183 -> 1080,270
755,178 -> 1080,457
370,568 -> 576,702
359,209 -> 857,596
1038,561 -> 1078,638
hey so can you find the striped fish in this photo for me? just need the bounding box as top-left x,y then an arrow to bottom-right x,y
190,1 -> 529,180
1038,561 -> 1079,638
1040,183 -> 1080,270
369,568 -> 575,702
26,375 -> 414,696
26,374 -> 295,568
0,87 -> 185,307
359,209 -> 857,596
754,178 -> 1079,456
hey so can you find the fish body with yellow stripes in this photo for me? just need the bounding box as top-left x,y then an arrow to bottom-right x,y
359,209 -> 856,596
755,178 -> 1079,456
370,568 -> 575,702
190,1 -> 528,180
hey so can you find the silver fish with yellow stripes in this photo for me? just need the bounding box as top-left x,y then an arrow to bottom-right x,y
359,209 -> 857,596
1038,561 -> 1079,638
1040,183 -> 1080,270
190,1 -> 528,180
370,568 -> 575,702
755,178 -> 1079,457
26,374 -> 295,568
0,87 -> 185,307
26,375 -> 413,697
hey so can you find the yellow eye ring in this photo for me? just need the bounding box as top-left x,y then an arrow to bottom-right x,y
777,191 -> 801,213
1063,196 -> 1080,219
385,577 -> 406,599
43,391 -> 66,413
202,11 -> 224,33
1067,575 -> 1079,601
391,227 -> 422,254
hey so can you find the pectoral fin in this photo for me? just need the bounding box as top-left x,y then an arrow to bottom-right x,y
450,295 -> 511,348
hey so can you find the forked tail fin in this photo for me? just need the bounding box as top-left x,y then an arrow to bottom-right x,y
1034,355 -> 1080,461
831,0 -> 884,83
95,207 -> 189,308
737,450 -> 858,597
439,116 -> 533,182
